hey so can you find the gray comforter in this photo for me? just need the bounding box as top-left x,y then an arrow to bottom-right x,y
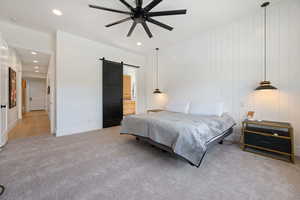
120,111 -> 235,166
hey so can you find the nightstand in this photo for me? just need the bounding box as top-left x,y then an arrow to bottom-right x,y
147,109 -> 164,114
241,120 -> 294,163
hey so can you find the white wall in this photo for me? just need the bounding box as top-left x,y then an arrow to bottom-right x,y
7,47 -> 22,131
146,0 -> 300,155
56,31 -> 146,136
0,33 -> 23,138
0,33 -> 9,146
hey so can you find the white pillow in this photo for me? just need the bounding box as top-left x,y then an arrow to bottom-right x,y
165,102 -> 190,114
189,102 -> 224,116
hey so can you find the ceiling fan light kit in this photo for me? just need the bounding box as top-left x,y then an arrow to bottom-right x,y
89,0 -> 187,38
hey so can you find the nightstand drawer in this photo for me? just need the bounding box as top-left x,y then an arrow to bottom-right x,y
244,132 -> 291,154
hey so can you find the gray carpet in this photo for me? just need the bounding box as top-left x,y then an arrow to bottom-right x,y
0,127 -> 299,200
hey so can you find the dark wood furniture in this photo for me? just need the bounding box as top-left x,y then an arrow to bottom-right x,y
241,120 -> 294,163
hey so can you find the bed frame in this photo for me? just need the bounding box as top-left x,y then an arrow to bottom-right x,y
133,127 -> 234,168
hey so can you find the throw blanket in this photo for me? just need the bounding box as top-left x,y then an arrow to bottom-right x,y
121,111 -> 235,166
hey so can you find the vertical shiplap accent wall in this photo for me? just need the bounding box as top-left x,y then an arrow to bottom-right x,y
146,0 -> 300,155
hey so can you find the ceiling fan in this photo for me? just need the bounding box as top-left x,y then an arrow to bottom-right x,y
89,0 -> 187,38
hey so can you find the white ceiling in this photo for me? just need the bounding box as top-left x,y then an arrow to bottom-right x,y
0,0 -> 282,53
14,47 -> 50,77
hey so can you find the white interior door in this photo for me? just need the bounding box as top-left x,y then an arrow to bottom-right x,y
29,79 -> 46,111
0,35 -> 8,146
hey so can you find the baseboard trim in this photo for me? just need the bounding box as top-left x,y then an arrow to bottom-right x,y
7,119 -> 18,133
56,127 -> 102,137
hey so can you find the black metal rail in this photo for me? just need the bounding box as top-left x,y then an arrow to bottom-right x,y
99,58 -> 140,69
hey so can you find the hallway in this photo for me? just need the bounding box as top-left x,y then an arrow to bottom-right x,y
8,111 -> 51,141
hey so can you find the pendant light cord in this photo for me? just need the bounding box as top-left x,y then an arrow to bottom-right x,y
264,5 -> 267,81
156,48 -> 159,89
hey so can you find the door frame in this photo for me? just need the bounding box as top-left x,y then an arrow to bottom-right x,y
27,78 -> 47,111
0,35 -> 8,147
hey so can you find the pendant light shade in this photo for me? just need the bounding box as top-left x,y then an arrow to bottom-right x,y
153,88 -> 162,94
153,48 -> 162,94
255,2 -> 277,91
255,81 -> 277,90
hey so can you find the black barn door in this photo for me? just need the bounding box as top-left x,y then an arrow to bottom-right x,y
103,60 -> 123,128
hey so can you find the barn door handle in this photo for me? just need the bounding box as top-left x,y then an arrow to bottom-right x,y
30,97 -> 32,101
0,105 -> 6,109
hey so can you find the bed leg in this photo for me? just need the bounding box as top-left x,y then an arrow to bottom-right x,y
219,140 -> 223,145
0,185 -> 5,196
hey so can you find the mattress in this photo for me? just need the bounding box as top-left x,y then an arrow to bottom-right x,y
121,111 -> 236,166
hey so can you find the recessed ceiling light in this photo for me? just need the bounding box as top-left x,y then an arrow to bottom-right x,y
33,60 -> 38,63
34,66 -> 39,69
137,42 -> 142,46
35,70 -> 39,73
52,9 -> 63,16
31,51 -> 37,55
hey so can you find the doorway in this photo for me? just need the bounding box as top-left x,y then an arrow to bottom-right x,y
102,60 -> 123,128
27,79 -> 46,111
9,78 -> 50,140
123,66 -> 137,116
8,46 -> 52,141
102,59 -> 139,128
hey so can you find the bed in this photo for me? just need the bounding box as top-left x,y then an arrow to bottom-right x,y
120,110 -> 236,167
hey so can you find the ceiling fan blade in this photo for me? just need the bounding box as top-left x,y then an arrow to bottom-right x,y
89,4 -> 132,15
119,0 -> 135,12
106,17 -> 132,27
135,0 -> 143,7
127,21 -> 137,37
148,9 -> 187,17
146,18 -> 173,31
141,21 -> 153,38
144,0 -> 163,12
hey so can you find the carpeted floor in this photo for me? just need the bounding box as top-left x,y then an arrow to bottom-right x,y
0,126 -> 299,200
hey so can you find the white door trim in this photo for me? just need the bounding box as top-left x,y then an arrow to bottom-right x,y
0,33 -> 9,147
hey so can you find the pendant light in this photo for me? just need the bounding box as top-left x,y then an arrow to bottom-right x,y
255,2 -> 277,91
153,48 -> 162,94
